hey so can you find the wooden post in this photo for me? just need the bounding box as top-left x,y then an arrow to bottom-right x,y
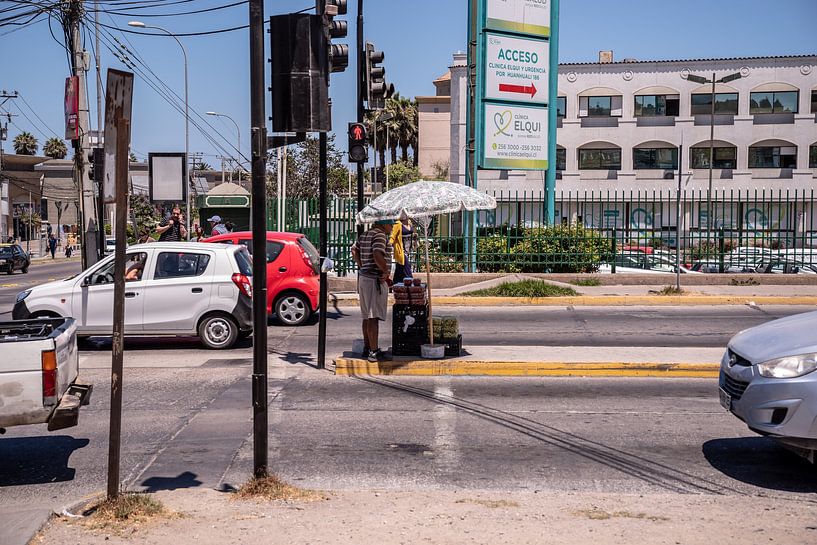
423,220 -> 434,346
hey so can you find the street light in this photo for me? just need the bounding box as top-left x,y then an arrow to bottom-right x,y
206,111 -> 242,185
684,70 -> 742,235
128,20 -> 190,240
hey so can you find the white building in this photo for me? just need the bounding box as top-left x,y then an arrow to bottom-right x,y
422,52 -> 817,241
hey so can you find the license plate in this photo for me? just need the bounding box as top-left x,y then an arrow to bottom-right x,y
719,387 -> 732,411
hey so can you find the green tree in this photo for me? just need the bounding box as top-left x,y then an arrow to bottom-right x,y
271,135 -> 349,197
365,93 -> 418,167
43,137 -> 68,159
385,160 -> 421,189
129,194 -> 162,238
13,131 -> 38,155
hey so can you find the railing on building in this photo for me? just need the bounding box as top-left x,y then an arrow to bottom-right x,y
267,189 -> 817,276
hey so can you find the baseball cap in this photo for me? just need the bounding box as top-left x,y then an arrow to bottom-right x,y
207,215 -> 222,222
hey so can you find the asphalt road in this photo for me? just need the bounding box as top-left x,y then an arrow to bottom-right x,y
3,366 -> 815,540
0,258 -> 81,318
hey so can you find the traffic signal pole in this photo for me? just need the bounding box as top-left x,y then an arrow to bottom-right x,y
356,0 -> 364,236
249,0 -> 269,479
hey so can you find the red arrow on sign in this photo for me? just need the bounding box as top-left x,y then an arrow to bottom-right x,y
498,82 -> 537,98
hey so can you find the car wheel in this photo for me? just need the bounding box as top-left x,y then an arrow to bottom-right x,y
274,293 -> 311,326
198,314 -> 239,349
22,265 -> 28,273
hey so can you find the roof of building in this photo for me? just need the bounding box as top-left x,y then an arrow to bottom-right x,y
559,53 -> 816,67
208,181 -> 249,196
433,70 -> 451,82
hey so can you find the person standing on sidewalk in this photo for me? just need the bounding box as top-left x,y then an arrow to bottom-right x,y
352,219 -> 395,362
48,233 -> 57,259
390,219 -> 415,285
156,206 -> 188,241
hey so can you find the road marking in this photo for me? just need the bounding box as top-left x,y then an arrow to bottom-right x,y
433,378 -> 461,475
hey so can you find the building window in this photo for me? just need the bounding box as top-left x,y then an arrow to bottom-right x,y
556,148 -> 566,170
634,95 -> 680,117
433,107 -> 439,113
750,91 -> 799,114
811,90 -> 817,113
690,147 -> 737,169
556,96 -> 566,118
748,146 -> 797,168
633,148 -> 678,169
690,93 -> 738,115
578,148 -> 621,170
810,145 -> 817,168
587,96 -> 612,116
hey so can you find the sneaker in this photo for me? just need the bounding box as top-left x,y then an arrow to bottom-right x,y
368,349 -> 393,362
360,349 -> 370,360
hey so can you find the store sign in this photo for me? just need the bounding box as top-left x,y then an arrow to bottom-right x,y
486,0 -> 551,37
482,103 -> 548,170
485,33 -> 548,104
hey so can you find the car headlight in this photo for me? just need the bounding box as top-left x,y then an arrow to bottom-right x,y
757,353 -> 817,378
16,289 -> 31,303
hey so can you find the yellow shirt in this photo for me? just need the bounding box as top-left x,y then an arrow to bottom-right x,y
389,222 -> 405,265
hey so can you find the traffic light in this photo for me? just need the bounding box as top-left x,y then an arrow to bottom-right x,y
319,0 -> 348,74
365,41 -> 394,107
348,122 -> 367,163
87,148 -> 104,184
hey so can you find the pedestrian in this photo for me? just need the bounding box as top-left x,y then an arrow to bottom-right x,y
390,219 -> 415,285
224,220 -> 234,233
137,228 -> 155,244
65,243 -> 73,258
48,233 -> 57,259
156,206 -> 188,241
207,215 -> 229,236
192,222 -> 203,240
351,219 -> 395,362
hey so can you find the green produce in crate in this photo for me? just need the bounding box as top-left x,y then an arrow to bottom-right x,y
432,316 -> 459,340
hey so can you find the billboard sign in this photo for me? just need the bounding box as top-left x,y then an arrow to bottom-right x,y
485,32 -> 548,104
482,103 -> 548,170
486,0 -> 551,37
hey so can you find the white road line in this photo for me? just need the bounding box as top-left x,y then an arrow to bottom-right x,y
433,378 -> 461,476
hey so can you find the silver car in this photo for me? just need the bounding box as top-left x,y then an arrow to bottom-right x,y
719,310 -> 817,462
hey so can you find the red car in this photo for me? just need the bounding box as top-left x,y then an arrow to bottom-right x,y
203,231 -> 320,326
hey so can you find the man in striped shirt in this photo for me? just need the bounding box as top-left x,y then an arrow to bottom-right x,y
351,219 -> 395,362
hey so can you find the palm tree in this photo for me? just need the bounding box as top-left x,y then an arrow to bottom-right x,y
43,137 -> 68,159
13,131 -> 38,155
390,94 -> 418,164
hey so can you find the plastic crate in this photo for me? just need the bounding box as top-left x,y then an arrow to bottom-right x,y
392,333 -> 425,356
392,304 -> 428,338
439,334 -> 462,357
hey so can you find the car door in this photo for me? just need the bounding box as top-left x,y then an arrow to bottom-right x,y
140,249 -> 215,333
12,245 -> 24,271
72,251 -> 148,333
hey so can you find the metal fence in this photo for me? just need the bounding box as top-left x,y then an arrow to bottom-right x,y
267,189 -> 817,276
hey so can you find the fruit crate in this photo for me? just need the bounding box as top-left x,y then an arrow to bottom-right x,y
392,304 -> 428,339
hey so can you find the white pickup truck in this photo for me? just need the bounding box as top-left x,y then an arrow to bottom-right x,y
0,318 -> 92,434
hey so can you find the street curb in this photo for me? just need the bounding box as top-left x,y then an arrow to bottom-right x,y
334,358 -> 720,377
331,295 -> 817,307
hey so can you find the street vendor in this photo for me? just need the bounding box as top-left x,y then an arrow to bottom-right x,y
390,219 -> 415,285
351,219 -> 395,362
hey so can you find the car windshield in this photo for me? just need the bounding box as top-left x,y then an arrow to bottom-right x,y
0,248 -> 12,257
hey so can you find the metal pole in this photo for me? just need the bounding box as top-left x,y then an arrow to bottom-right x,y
545,0 -> 560,225
356,0 -> 364,236
385,126 -> 389,190
318,133 -> 328,369
248,0 -> 268,479
676,140 -> 683,291
707,72 -> 715,237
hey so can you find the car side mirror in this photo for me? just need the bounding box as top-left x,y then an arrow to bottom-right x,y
82,275 -> 92,287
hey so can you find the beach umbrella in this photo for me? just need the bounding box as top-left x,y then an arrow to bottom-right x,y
357,181 -> 497,348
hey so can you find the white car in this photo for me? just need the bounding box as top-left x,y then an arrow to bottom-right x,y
13,242 -> 253,349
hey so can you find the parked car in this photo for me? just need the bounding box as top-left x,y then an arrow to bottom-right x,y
203,231 -> 320,326
0,317 -> 92,434
598,251 -> 698,274
754,260 -> 817,275
13,242 -> 253,349
0,243 -> 30,274
719,310 -> 817,463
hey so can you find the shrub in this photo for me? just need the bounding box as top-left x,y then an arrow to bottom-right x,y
510,224 -> 610,273
476,234 -> 511,272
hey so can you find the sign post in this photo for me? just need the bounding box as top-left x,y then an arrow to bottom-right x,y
470,0 -> 559,223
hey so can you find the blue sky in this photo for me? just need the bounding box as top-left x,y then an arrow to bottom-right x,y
1,0 -> 815,166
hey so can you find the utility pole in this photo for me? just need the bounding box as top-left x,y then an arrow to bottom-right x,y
65,0 -> 97,268
248,0 -> 269,480
356,0 -> 364,236
0,99 -> 18,241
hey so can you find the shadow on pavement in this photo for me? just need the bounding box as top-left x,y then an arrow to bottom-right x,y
0,436 -> 89,486
80,336 -> 253,351
140,471 -> 202,492
702,437 -> 817,492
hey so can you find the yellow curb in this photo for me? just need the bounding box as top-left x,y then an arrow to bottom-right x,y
333,295 -> 817,307
334,358 -> 720,378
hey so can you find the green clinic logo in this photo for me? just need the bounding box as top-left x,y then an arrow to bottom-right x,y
493,110 -> 512,136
